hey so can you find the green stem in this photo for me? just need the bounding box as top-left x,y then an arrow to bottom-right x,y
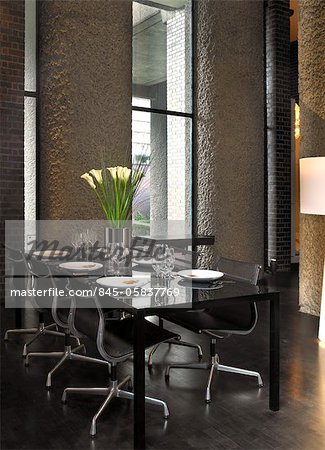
93,188 -> 109,220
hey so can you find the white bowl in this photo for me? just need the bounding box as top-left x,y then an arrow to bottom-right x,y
177,269 -> 224,282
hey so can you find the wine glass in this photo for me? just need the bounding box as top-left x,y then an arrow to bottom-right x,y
166,247 -> 175,279
111,244 -> 128,276
152,244 -> 167,278
159,247 -> 175,279
83,229 -> 97,260
71,232 -> 83,258
154,244 -> 175,279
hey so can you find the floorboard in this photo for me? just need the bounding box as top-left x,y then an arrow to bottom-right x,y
1,272 -> 325,450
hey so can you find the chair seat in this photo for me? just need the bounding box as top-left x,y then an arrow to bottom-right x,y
161,309 -> 249,334
74,308 -> 179,359
103,318 -> 179,358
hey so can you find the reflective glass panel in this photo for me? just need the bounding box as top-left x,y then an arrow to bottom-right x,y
132,0 -> 192,114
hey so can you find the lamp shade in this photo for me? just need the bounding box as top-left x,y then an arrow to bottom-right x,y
300,157 -> 325,215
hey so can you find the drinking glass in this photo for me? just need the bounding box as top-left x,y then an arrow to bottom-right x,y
83,229 -> 97,260
111,244 -> 128,276
166,247 -> 175,278
71,232 -> 83,259
152,244 -> 166,278
160,247 -> 175,279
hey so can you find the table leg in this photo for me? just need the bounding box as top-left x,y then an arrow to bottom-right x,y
15,306 -> 22,328
134,311 -> 146,449
269,293 -> 280,411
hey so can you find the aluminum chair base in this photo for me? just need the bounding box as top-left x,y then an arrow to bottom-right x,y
62,375 -> 170,437
165,354 -> 263,403
25,343 -> 109,388
148,337 -> 203,368
4,322 -> 66,357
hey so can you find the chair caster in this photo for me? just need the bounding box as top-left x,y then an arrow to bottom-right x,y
198,354 -> 203,361
46,373 -> 52,389
90,421 -> 97,437
61,391 -> 67,403
205,389 -> 211,403
256,374 -> 264,388
24,361 -> 29,367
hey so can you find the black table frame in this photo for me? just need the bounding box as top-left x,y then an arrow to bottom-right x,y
132,291 -> 280,449
10,240 -> 280,449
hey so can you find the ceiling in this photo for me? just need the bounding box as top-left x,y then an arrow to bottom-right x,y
135,0 -> 186,11
132,1 -> 188,87
132,4 -> 167,86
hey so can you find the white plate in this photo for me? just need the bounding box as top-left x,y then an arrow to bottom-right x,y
33,250 -> 69,259
96,276 -> 150,290
177,269 -> 224,282
59,262 -> 103,271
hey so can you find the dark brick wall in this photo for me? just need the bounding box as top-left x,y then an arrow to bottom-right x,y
265,0 -> 292,271
0,1 -> 25,296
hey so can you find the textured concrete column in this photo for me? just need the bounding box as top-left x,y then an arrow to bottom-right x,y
193,0 -> 265,268
298,0 -> 325,315
39,0 -> 132,219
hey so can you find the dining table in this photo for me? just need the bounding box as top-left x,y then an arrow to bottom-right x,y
16,241 -> 280,450
51,259 -> 280,450
111,272 -> 281,449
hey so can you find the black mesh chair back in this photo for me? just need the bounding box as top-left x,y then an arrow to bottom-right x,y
69,277 -> 179,364
25,257 -> 54,310
5,246 -> 28,291
25,258 -> 70,322
62,277 -> 174,435
216,257 -> 260,285
164,257 -> 264,399
69,279 -> 101,343
207,257 -> 261,333
68,277 -> 127,362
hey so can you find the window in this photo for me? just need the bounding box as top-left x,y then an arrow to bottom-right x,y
24,0 -> 37,246
132,0 -> 192,228
24,0 -> 37,222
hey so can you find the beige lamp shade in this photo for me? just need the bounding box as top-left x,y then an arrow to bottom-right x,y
300,157 -> 325,215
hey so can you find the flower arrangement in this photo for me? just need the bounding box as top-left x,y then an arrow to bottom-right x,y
81,161 -> 147,225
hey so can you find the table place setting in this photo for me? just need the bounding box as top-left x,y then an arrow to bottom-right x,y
95,275 -> 162,300
177,269 -> 224,282
174,269 -> 238,290
96,276 -> 150,290
59,262 -> 103,271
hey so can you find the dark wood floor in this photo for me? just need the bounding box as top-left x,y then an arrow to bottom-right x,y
1,272 -> 325,450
